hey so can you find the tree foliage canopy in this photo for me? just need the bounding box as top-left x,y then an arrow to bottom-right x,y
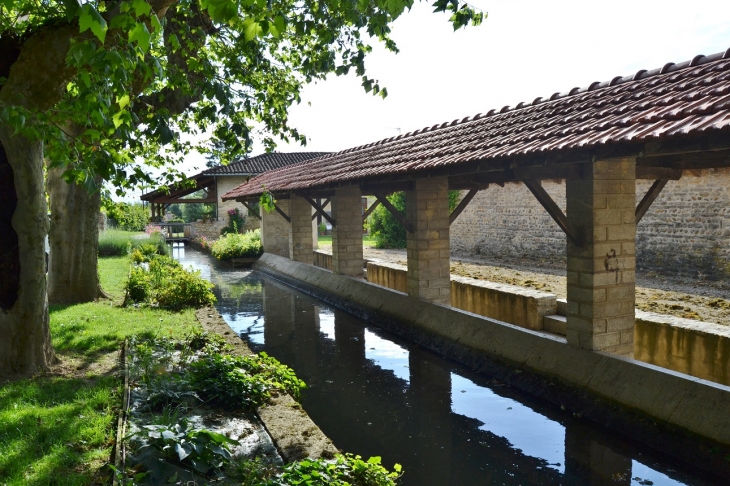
0,0 -> 483,194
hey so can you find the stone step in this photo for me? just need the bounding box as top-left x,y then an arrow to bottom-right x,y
556,298 -> 567,316
543,314 -> 567,335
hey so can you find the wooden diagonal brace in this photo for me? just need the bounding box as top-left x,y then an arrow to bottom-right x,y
635,179 -> 669,224
373,192 -> 414,233
273,203 -> 290,223
523,180 -> 582,247
311,198 -> 330,221
241,201 -> 261,220
302,195 -> 336,227
362,199 -> 381,222
449,189 -> 478,225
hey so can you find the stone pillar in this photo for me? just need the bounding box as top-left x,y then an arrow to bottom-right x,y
289,195 -> 314,263
261,199 -> 290,257
331,187 -> 364,277
566,158 -> 636,356
405,177 -> 451,305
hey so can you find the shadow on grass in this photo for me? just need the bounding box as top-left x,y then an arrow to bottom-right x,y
0,375 -> 119,485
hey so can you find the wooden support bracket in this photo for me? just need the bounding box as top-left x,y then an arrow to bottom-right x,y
302,195 -> 336,227
311,198 -> 330,221
373,192 -> 414,233
449,189 -> 478,225
362,199 -> 381,222
273,203 -> 290,223
635,179 -> 669,224
241,201 -> 261,220
523,180 -> 582,247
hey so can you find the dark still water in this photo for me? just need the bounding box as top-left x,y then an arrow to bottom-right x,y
173,245 -> 720,486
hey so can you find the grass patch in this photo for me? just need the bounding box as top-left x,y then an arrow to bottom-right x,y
0,256 -> 201,485
98,229 -> 168,257
317,234 -> 375,248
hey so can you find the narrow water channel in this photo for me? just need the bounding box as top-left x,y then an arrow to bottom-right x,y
172,245 -> 720,486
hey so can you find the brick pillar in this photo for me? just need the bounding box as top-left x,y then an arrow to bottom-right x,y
261,199 -> 290,257
331,187 -> 364,277
566,158 -> 636,356
289,195 -> 314,263
405,177 -> 451,305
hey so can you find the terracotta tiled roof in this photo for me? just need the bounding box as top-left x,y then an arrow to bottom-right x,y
203,152 -> 331,176
223,49 -> 730,201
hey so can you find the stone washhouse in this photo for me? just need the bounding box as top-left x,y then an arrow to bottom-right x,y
220,50 -> 730,473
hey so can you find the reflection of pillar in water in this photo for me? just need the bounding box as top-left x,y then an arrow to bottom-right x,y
408,346 -> 453,485
565,425 -> 632,485
334,310 -> 365,369
293,296 -> 319,377
263,283 -> 295,348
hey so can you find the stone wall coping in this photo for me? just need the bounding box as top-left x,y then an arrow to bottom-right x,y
636,309 -> 730,338
451,274 -> 557,300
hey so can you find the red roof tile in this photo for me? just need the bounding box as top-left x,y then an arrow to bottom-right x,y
223,50 -> 730,201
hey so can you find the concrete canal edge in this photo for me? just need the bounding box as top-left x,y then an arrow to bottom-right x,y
195,307 -> 339,463
253,253 -> 730,479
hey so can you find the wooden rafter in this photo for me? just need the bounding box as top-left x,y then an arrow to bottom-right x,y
302,195 -> 336,227
311,198 -> 330,221
523,180 -> 582,247
449,189 -> 478,225
273,203 -> 290,223
241,201 -> 261,220
362,199 -> 381,222
373,192 -> 413,233
635,179 -> 669,224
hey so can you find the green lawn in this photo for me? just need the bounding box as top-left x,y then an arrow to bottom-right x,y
0,256 -> 200,485
317,234 -> 376,248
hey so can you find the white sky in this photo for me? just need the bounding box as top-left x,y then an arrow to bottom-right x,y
123,0 -> 730,200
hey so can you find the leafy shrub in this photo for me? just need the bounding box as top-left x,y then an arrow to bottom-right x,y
368,191 -> 462,249
135,422 -> 239,476
124,255 -> 215,310
98,229 -> 133,256
211,229 -> 262,260
131,243 -> 162,263
104,201 -> 149,231
188,352 -> 305,411
221,207 -> 246,235
265,454 -> 402,486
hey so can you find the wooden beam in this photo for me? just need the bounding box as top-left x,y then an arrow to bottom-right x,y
523,180 -> 582,247
156,198 -> 217,204
362,199 -> 381,222
449,189 -> 478,225
302,195 -> 336,227
311,198 -> 330,221
449,163 -> 584,190
635,167 -> 682,180
373,192 -> 413,233
360,181 -> 414,195
241,201 -> 261,220
273,203 -> 290,223
638,149 -> 730,170
635,179 -> 669,224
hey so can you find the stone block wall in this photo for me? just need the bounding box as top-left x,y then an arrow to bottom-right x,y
215,176 -> 259,233
331,187 -> 364,277
450,168 -> 730,279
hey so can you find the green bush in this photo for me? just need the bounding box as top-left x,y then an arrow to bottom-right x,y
265,454 -> 402,486
188,352 -> 305,411
221,207 -> 246,235
124,255 -> 215,310
368,191 -> 462,249
132,232 -> 169,256
211,229 -> 263,260
104,201 -> 149,231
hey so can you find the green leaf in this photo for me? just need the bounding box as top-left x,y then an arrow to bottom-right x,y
60,0 -> 80,19
243,18 -> 263,41
79,4 -> 108,43
129,23 -> 151,52
117,94 -> 130,109
131,0 -> 152,17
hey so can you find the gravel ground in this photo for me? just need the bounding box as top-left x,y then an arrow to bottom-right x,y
322,245 -> 730,326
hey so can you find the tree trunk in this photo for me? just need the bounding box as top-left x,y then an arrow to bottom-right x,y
47,168 -> 105,305
0,126 -> 54,376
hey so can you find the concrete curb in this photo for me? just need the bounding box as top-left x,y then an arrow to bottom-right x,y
195,307 -> 339,462
253,253 -> 730,480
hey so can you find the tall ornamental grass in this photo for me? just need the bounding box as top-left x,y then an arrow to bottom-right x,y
211,229 -> 263,260
98,229 -> 169,257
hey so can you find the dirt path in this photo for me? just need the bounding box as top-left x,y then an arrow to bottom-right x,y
320,245 -> 730,326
